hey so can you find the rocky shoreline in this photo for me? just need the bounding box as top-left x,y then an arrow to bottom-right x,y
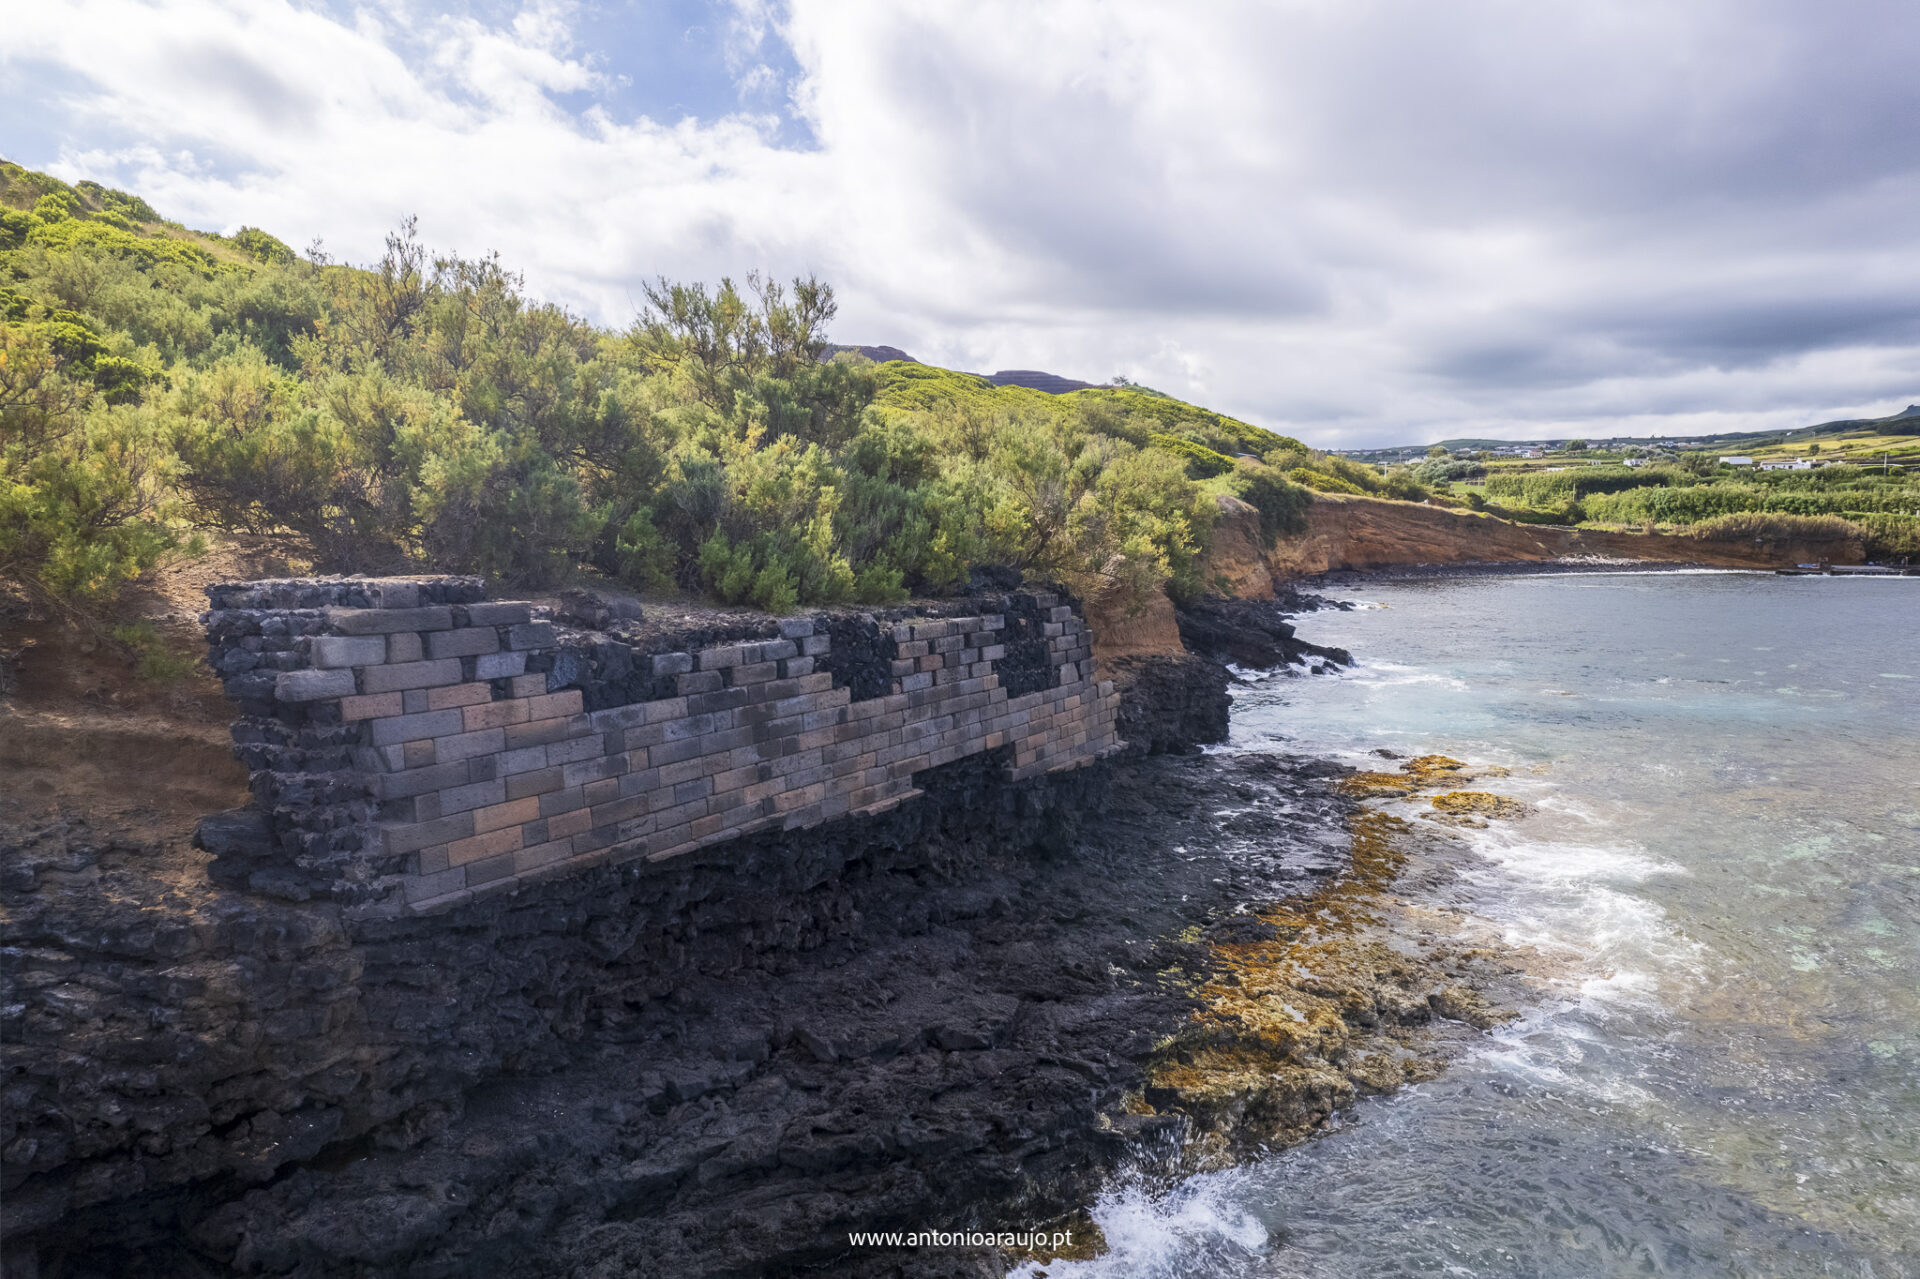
1,597 -> 1533,1278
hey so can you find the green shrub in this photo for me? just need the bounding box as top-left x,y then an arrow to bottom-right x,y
110,620 -> 199,682
1223,462 -> 1311,539
1288,466 -> 1365,495
1149,431 -> 1236,478
1686,512 -> 1860,542
1846,513 -> 1920,560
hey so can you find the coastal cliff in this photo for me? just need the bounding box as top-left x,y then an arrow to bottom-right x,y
1206,492 -> 1866,591
1,567 -> 1513,1278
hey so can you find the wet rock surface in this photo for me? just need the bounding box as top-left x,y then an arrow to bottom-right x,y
1174,595 -> 1354,671
1103,654 -> 1232,756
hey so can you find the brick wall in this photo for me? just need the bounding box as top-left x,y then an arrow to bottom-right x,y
200,579 -> 1122,915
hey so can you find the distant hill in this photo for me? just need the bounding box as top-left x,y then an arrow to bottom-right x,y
985,369 -> 1095,395
1345,403 -> 1920,463
825,344 -> 918,364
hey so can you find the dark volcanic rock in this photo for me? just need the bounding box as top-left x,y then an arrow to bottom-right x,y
2,746 -> 1355,1278
1176,595 -> 1353,670
1106,654 -> 1232,755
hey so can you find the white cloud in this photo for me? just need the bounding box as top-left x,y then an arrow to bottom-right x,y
7,0 -> 1920,445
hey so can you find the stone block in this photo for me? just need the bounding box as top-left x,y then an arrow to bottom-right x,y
475,650 -> 527,680
506,766 -> 565,800
462,699 -> 529,732
514,839 -> 573,874
698,645 -> 745,671
510,673 -> 547,698
642,696 -> 689,723
425,681 -> 492,710
473,797 -> 540,834
327,606 -> 454,635
590,704 -> 651,732
383,810 -> 476,855
375,760 -> 468,801
428,626 -> 500,659
448,824 -> 522,868
732,660 -> 779,684
276,668 -> 355,703
781,656 -> 814,678
545,807 -> 593,841
652,651 -> 695,676
539,788 -> 588,818
563,755 -> 620,788
779,617 -> 815,639
341,691 -> 403,722
402,689 -> 430,714
402,740 -> 437,770
438,778 -> 505,817
363,580 -> 421,610
361,658 -> 464,694
504,715 -> 574,750
387,632 -> 425,663
462,601 -> 532,626
310,635 -> 387,669
506,621 -> 556,650
546,734 -> 603,766
524,689 -> 583,720
677,670 -> 723,695
435,727 -> 504,764
368,708 -> 464,746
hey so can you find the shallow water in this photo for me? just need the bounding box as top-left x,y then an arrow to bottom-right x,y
1026,571 -> 1920,1278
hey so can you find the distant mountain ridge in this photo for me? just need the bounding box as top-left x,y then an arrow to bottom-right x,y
984,369 -> 1095,394
827,347 -> 1100,398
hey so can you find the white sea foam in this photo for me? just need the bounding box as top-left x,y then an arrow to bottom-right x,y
1005,1168 -> 1269,1278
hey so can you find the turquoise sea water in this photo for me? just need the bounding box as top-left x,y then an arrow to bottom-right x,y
1032,571 -> 1920,1278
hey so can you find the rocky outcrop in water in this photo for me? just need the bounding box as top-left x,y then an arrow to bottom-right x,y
1174,595 -> 1353,671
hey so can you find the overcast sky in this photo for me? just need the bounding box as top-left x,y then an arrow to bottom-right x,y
6,0 -> 1920,447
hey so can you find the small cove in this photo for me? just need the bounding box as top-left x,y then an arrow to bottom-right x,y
1026,570 -> 1920,1278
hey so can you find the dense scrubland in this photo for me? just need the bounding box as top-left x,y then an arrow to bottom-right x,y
1476,463 -> 1920,558
4,161 -> 1423,618
5,159 -> 1915,632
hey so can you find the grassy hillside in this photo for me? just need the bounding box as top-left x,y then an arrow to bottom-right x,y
5,160 -> 1386,615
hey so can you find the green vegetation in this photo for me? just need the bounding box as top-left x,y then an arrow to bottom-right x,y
0,161 -> 1350,613
1476,459 -> 1920,557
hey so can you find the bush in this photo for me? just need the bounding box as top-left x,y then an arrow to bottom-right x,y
1412,458 -> 1485,484
1287,466 -> 1365,495
1686,512 -> 1860,542
2,158 -> 1354,614
1223,462 -> 1311,539
1846,513 -> 1920,560
0,321 -> 178,603
1148,432 -> 1236,479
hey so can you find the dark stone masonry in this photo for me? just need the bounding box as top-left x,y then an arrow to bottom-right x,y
193,578 -> 1120,916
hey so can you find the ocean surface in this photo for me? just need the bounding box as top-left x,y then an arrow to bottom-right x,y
1027,570 -> 1920,1278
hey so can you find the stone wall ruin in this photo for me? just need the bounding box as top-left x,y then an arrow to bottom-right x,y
195,578 -> 1122,916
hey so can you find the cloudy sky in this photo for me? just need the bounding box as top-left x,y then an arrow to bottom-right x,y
6,0 -> 1920,447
